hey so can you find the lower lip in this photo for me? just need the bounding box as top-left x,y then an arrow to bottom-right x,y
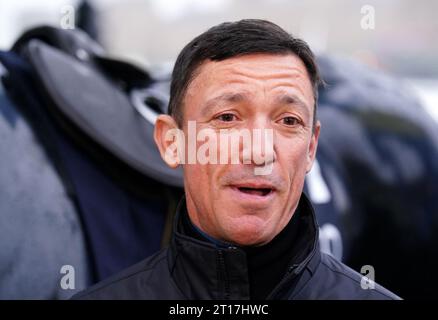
228,186 -> 276,204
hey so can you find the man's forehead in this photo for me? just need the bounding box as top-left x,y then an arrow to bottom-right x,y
195,53 -> 309,79
185,53 -> 314,107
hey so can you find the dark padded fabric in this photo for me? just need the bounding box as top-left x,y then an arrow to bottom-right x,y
0,50 -> 169,285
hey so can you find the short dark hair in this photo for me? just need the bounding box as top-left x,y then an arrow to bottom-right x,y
168,19 -> 323,127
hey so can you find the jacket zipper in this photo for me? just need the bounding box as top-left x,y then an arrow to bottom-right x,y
267,240 -> 319,299
268,196 -> 321,300
217,250 -> 231,299
266,264 -> 300,299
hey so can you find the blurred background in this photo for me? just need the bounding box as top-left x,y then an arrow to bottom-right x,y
1,0 -> 437,300
2,0 -> 437,119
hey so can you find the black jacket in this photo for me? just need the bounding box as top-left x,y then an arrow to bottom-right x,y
73,194 -> 400,300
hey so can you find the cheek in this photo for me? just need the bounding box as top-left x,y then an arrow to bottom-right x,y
183,163 -> 220,198
184,164 -> 208,188
280,135 -> 309,163
277,138 -> 310,182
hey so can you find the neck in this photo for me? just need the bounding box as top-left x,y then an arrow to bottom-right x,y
182,202 -> 302,299
189,219 -> 233,248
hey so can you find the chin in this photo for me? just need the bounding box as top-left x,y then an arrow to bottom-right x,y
226,224 -> 270,247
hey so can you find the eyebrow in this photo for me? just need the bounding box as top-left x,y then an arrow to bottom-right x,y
274,93 -> 311,118
200,92 -> 311,117
200,92 -> 248,116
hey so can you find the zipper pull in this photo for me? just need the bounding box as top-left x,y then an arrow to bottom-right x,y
288,264 -> 300,273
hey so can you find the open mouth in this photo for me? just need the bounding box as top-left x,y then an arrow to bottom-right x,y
237,187 -> 273,196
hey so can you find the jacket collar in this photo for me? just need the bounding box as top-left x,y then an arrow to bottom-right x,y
167,193 -> 321,300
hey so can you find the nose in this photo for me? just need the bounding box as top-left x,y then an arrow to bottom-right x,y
241,117 -> 276,172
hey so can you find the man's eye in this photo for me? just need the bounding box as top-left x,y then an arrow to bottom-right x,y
280,116 -> 300,126
216,113 -> 237,122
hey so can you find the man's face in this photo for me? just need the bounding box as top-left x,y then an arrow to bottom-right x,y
156,53 -> 320,246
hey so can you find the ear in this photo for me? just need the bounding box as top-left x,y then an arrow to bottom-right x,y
153,115 -> 183,168
306,120 -> 321,173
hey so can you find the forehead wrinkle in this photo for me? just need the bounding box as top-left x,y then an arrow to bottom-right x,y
218,68 -> 313,104
220,68 -> 306,83
190,57 -> 310,97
